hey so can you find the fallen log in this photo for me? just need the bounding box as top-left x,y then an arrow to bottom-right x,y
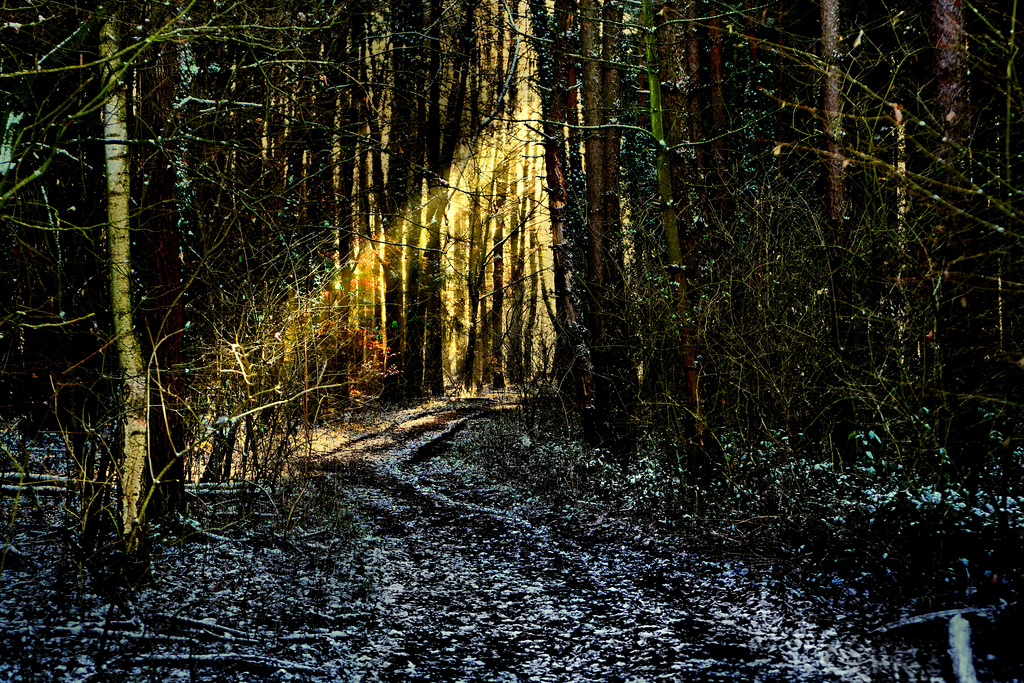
1,484 -> 65,496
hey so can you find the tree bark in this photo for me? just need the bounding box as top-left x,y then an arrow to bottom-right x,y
136,40 -> 186,519
932,0 -> 979,478
822,0 -> 847,231
709,14 -> 731,222
335,12 -> 358,398
531,0 -> 596,417
101,15 -> 149,548
643,0 -> 704,438
490,162 -> 506,390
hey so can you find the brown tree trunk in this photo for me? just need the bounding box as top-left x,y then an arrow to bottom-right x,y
581,0 -> 627,446
932,0 -> 978,478
709,15 -> 732,223
821,0 -> 847,231
335,12 -> 358,399
525,224 -> 540,380
490,186 -> 506,390
136,41 -> 186,519
529,0 -> 596,417
820,0 -> 855,459
649,0 -> 705,439
423,0 -> 481,395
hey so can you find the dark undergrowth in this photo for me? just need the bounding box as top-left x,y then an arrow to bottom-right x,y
451,392 -> 1023,611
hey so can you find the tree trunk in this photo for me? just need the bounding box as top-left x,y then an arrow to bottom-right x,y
530,0 -> 596,418
463,198 -> 486,391
643,0 -> 704,439
422,0 -> 446,397
709,14 -> 732,223
382,9 -> 417,401
101,15 -> 149,549
136,40 -> 186,519
404,192 -> 426,397
820,0 -> 855,457
525,223 -> 540,381
821,0 -> 847,231
335,12 -> 358,399
932,0 -> 978,478
490,189 -> 506,390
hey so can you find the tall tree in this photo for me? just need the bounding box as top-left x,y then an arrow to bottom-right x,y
581,0 -> 627,445
422,0 -> 482,395
490,147 -> 509,390
931,0 -> 979,477
136,31 -> 187,519
642,0 -> 704,438
821,0 -> 847,232
100,13 -> 149,552
530,0 -> 596,420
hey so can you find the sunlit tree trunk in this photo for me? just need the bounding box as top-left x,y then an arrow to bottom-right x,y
507,147 -> 529,385
336,122 -> 356,396
423,0 -> 447,397
463,201 -> 485,391
101,15 -> 148,548
404,180 -> 426,397
525,224 -> 540,380
332,12 -> 357,398
422,0 -> 480,395
450,211 -> 468,381
368,80 -> 388,388
380,50 -> 412,399
422,180 -> 446,394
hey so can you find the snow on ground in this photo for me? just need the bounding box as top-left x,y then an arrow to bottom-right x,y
0,411 -> 981,681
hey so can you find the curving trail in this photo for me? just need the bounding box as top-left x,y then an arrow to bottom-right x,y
325,402 -> 931,682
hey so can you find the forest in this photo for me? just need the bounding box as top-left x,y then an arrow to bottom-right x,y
1,0 -> 1023,676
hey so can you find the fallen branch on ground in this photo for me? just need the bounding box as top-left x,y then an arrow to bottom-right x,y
105,653 -> 318,674
948,613 -> 979,683
150,614 -> 258,644
875,606 -> 997,633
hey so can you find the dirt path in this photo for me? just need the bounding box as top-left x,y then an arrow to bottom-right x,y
321,403 -> 935,682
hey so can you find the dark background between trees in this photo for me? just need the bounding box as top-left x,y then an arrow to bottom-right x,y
1,0 -> 1021,596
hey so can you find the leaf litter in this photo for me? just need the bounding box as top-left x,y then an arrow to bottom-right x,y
0,406 -> 989,681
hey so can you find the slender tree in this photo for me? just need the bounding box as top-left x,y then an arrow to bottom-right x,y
530,0 -> 597,420
135,31 -> 188,518
100,13 -> 149,551
642,0 -> 703,438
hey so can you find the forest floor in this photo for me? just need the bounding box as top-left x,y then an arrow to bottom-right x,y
0,394 -> 1017,681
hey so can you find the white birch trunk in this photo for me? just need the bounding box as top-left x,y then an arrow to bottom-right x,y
100,16 -> 149,542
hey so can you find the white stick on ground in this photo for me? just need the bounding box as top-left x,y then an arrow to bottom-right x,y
948,613 -> 979,683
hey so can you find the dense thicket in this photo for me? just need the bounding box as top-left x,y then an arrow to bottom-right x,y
2,0 -> 1021,592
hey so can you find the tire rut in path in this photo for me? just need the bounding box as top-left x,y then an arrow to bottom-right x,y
313,401 -> 496,472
